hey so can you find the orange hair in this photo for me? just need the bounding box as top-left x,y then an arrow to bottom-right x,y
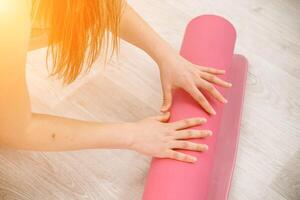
31,0 -> 124,84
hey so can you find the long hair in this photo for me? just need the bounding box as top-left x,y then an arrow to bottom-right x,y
31,0 -> 125,84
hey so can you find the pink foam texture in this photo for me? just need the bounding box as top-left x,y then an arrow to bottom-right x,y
142,15 -> 248,200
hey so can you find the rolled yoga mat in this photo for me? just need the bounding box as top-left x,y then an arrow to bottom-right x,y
142,15 -> 248,200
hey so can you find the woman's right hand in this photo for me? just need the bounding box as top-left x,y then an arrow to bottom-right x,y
126,112 -> 212,163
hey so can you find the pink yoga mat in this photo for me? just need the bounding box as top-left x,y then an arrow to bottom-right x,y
142,15 -> 248,200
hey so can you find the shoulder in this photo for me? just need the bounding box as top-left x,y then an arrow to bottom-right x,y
0,0 -> 31,83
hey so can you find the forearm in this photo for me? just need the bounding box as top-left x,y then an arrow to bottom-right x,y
2,113 -> 132,151
119,3 -> 175,65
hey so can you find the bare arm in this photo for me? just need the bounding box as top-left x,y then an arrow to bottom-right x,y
28,2 -> 231,115
18,114 -> 132,151
0,1 -> 212,163
0,0 -> 131,151
119,3 -> 171,66
119,2 -> 231,114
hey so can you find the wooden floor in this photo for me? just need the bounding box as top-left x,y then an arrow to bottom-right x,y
1,0 -> 300,199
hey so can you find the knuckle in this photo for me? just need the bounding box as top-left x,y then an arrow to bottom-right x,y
181,141 -> 189,148
172,152 -> 179,159
205,73 -> 212,79
190,130 -> 199,137
179,74 -> 190,84
162,137 -> 170,145
211,76 -> 217,82
166,141 -> 173,149
175,152 -> 185,161
165,150 -> 173,158
187,79 -> 195,87
192,70 -> 199,77
187,130 -> 193,137
192,143 -> 199,150
195,130 -> 203,137
165,130 -> 174,137
183,119 -> 192,126
207,84 -> 214,91
196,94 -> 204,101
197,117 -> 206,123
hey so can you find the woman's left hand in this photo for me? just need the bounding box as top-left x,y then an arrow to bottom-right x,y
157,50 -> 232,115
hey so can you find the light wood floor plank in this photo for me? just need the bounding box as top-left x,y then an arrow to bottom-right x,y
1,0 -> 299,199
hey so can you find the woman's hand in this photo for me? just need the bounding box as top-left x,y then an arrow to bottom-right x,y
117,2 -> 231,114
126,112 -> 212,163
157,48 -> 232,115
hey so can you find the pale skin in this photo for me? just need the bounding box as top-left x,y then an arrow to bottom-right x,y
0,0 -> 231,163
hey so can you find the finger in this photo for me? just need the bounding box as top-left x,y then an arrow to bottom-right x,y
166,150 -> 197,163
186,85 -> 216,115
172,129 -> 212,139
150,111 -> 170,122
197,65 -> 225,75
170,141 -> 209,152
170,117 -> 207,130
161,85 -> 173,112
196,79 -> 227,104
200,72 -> 232,88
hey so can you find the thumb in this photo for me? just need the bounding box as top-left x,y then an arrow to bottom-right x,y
161,85 -> 173,112
150,111 -> 171,122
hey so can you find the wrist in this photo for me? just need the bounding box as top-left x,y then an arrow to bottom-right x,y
120,122 -> 135,149
149,41 -> 177,66
96,122 -> 134,149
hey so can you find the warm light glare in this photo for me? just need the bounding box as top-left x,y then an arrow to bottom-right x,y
0,0 -> 13,13
0,0 -> 23,18
0,0 -> 123,85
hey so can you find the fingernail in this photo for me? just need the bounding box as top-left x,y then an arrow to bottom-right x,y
199,117 -> 207,122
161,111 -> 170,115
203,145 -> 209,151
207,131 -> 213,136
223,99 -> 228,103
228,83 -> 232,87
161,105 -> 167,111
191,157 -> 197,162
211,109 -> 216,115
